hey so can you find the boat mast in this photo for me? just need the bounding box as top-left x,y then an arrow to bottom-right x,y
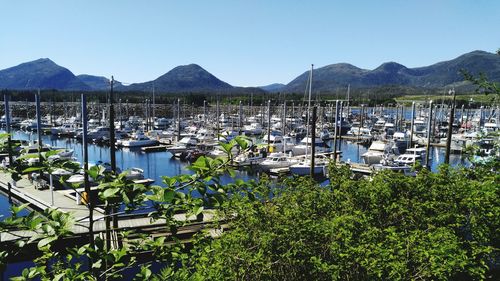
305,64 -> 313,158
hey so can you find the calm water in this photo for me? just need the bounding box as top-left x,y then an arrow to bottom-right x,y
11,131 -> 257,186
2,130 -> 467,204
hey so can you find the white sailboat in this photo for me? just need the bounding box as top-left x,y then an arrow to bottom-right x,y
289,64 -> 328,176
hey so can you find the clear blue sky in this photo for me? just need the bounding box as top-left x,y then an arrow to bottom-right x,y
1,0 -> 499,87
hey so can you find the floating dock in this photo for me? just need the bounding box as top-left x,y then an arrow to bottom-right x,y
0,171 -> 220,250
141,145 -> 167,152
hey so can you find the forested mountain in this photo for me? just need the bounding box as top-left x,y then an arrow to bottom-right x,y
283,50 -> 500,92
1,51 -> 498,93
0,58 -> 90,91
77,75 -> 123,91
124,64 -> 233,93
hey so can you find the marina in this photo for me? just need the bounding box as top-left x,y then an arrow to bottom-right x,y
0,99 -> 497,278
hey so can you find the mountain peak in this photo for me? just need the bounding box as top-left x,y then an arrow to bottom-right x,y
374,62 -> 408,72
283,50 -> 500,92
0,58 -> 89,91
126,64 -> 233,92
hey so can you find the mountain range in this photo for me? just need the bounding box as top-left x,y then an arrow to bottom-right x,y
0,50 -> 498,93
282,51 -> 500,92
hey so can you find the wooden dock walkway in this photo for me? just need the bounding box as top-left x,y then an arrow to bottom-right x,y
141,145 -> 167,152
0,170 -> 220,245
0,171 -> 104,220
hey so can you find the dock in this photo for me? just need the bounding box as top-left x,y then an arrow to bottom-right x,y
141,145 -> 168,152
0,170 -> 221,248
0,171 -> 104,220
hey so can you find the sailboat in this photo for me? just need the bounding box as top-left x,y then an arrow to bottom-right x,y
289,64 -> 329,176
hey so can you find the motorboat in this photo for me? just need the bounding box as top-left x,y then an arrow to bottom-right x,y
361,141 -> 399,165
291,137 -> 329,156
120,132 -> 158,147
258,152 -> 298,171
232,150 -> 266,167
123,167 -> 145,180
392,131 -> 411,150
167,136 -> 198,154
243,122 -> 264,135
260,131 -> 295,153
289,154 -> 330,176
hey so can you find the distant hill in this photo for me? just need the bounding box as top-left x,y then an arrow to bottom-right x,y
0,58 -> 90,91
125,64 -> 234,93
283,50 -> 500,92
259,83 -> 286,92
1,50 -> 498,94
77,75 -> 123,91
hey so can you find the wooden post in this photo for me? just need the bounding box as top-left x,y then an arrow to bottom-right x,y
283,101 -> 287,136
338,101 -> 343,152
239,101 -> 242,135
81,93 -> 95,249
267,100 -> 271,152
333,100 -> 339,162
425,101 -> 433,168
35,90 -> 43,163
7,182 -> 12,203
216,96 -> 220,141
444,89 -> 456,164
409,102 -> 415,149
4,93 -> 13,165
109,76 -> 116,172
177,99 -> 181,141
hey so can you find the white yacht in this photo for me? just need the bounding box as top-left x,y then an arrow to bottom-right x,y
289,154 -> 330,176
243,122 -> 263,135
261,132 -> 295,153
167,136 -> 198,154
258,152 -> 298,171
361,141 -> 399,165
291,137 -> 329,156
120,132 -> 158,148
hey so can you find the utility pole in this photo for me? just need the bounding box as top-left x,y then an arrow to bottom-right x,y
239,101 -> 243,135
216,96 -> 220,141
444,89 -> 456,164
4,93 -> 13,165
425,100 -> 433,168
35,90 -> 43,163
81,93 -> 95,248
409,102 -> 415,149
267,100 -> 271,152
152,81 -> 155,123
333,100 -> 339,162
177,99 -> 181,141
109,77 -> 116,173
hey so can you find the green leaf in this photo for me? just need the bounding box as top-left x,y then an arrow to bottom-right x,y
38,236 -> 57,249
234,136 -> 249,150
23,166 -> 44,173
11,203 -> 30,214
102,188 -> 120,198
164,190 -> 175,203
92,259 -> 102,269
193,206 -> 204,216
